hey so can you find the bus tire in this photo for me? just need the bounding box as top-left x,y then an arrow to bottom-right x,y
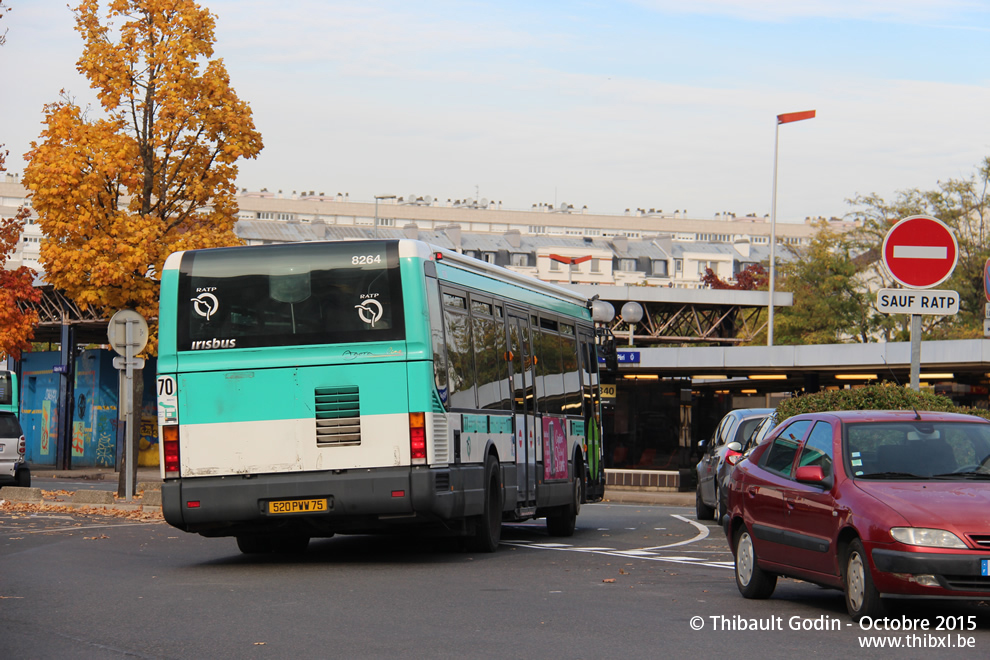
271,536 -> 310,554
469,455 -> 502,553
236,535 -> 273,554
547,464 -> 581,537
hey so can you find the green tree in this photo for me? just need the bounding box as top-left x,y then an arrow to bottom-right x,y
23,0 -> 263,350
769,220 -> 865,344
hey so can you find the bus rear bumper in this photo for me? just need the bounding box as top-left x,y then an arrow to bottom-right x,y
162,466 -> 469,537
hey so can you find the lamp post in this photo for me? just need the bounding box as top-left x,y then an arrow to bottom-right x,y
768,109 -> 815,347
374,194 -> 396,238
620,301 -> 643,347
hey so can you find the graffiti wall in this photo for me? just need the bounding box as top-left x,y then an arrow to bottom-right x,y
19,350 -> 159,468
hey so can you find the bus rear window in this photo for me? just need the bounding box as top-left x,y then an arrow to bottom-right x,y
177,242 -> 404,350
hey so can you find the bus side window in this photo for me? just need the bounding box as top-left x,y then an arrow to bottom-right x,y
560,325 -> 580,415
425,279 -> 448,406
443,291 -> 477,409
494,305 -> 511,411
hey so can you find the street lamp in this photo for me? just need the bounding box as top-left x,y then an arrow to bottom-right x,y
620,301 -> 643,347
374,194 -> 396,238
768,109 -> 815,347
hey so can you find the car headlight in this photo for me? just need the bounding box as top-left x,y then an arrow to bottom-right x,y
890,527 -> 967,548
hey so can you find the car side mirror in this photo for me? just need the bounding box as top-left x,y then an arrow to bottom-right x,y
697,439 -> 707,449
795,465 -> 832,488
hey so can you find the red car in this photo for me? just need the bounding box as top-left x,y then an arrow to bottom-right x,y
725,409 -> 990,620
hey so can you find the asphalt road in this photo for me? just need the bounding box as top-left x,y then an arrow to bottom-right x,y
3,502 -> 990,659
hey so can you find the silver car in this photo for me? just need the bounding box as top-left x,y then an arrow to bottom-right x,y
695,408 -> 773,522
0,412 -> 30,487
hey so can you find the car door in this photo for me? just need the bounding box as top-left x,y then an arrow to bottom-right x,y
744,420 -> 811,565
780,420 -> 841,577
700,414 -> 735,504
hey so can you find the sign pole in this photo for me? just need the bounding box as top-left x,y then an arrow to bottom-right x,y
125,318 -> 135,500
909,314 -> 921,392
876,215 -> 959,392
107,309 -> 148,501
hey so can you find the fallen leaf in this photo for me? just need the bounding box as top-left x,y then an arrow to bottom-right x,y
603,578 -> 615,583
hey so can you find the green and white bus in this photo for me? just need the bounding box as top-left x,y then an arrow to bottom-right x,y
157,239 -> 605,554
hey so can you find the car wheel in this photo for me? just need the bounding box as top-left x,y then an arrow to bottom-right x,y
14,467 -> 31,488
715,491 -> 724,525
734,527 -> 776,599
695,484 -> 715,521
844,538 -> 884,621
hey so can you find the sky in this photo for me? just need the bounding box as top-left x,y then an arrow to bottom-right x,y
2,0 -> 989,222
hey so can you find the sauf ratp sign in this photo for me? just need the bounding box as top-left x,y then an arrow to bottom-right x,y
875,215 -> 959,391
875,215 -> 959,315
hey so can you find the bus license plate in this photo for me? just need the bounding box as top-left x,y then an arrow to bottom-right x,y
268,498 -> 328,515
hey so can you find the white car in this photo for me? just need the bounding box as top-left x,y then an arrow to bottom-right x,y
0,412 -> 30,487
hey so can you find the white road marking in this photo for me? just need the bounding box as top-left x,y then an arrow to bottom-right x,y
501,513 -> 731,569
640,514 -> 709,551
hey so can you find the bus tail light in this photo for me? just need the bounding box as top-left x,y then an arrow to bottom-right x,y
163,425 -> 180,476
409,412 -> 426,464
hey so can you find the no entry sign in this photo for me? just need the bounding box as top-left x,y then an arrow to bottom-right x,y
881,215 -> 958,289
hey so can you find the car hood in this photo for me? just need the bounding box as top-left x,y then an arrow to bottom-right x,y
854,480 -> 990,530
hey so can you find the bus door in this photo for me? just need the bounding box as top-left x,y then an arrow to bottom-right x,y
507,309 -> 537,507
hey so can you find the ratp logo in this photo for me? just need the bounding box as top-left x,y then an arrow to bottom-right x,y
354,299 -> 383,327
191,292 -> 219,321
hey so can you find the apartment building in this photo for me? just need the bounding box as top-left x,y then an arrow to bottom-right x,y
2,174 -> 850,286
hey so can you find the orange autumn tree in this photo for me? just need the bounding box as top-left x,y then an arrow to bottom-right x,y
0,203 -> 40,361
24,0 -> 263,351
0,0 -> 41,361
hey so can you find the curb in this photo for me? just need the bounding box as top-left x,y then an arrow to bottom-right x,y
0,485 -> 162,514
603,489 -> 694,506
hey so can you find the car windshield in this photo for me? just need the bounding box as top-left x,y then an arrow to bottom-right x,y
845,421 -> 990,479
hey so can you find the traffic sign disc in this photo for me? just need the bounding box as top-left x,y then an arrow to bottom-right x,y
881,215 -> 958,289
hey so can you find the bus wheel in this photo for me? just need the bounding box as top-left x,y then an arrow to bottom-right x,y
236,535 -> 273,554
547,466 -> 580,537
469,455 -> 502,553
271,536 -> 310,554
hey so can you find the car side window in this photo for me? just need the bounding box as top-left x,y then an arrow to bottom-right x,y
761,420 -> 811,477
714,416 -> 732,448
797,421 -> 834,477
